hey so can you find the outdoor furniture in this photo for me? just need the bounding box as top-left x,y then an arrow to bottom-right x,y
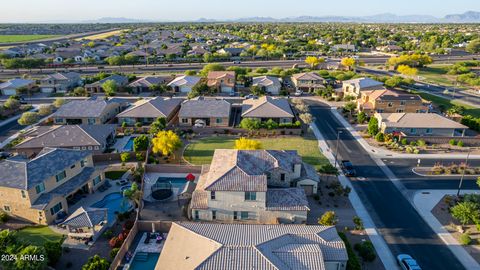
144,232 -> 151,244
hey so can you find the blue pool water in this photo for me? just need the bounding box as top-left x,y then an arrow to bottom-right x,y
123,137 -> 136,151
91,192 -> 132,224
157,177 -> 188,190
129,253 -> 160,270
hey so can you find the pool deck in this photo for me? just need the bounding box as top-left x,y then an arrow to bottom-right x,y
122,232 -> 166,270
143,173 -> 199,202
112,135 -> 134,153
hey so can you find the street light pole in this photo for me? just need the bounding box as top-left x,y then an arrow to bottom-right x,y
457,148 -> 471,197
334,130 -> 343,168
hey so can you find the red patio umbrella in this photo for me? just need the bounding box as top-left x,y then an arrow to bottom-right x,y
186,173 -> 196,182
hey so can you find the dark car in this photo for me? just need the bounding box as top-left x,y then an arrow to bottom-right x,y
0,152 -> 12,159
341,160 -> 356,176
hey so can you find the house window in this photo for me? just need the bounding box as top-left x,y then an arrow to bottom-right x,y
81,160 -> 86,167
212,210 -> 216,220
50,202 -> 63,216
266,173 -> 271,181
426,128 -> 433,134
194,210 -> 199,220
396,109 -> 404,113
280,173 -> 286,182
400,101 -> 406,105
210,191 -> 216,200
245,192 -> 256,201
3,205 -> 11,212
240,211 -> 249,220
70,164 -> 76,169
21,190 -> 26,198
233,211 -> 238,220
377,109 -> 384,113
181,118 -> 188,123
35,183 -> 45,194
387,102 -> 393,107
87,118 -> 96,125
54,118 -> 63,124
216,118 -> 222,124
93,175 -> 102,186
56,171 -> 66,182
410,128 -> 417,134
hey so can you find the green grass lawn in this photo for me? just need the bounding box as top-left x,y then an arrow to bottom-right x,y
184,136 -> 329,170
17,226 -> 64,245
105,170 -> 127,180
411,90 -> 480,117
0,35 -> 59,43
418,66 -> 457,86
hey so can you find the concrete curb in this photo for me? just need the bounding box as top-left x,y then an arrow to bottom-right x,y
411,167 -> 480,177
413,190 -> 480,270
311,122 -> 399,270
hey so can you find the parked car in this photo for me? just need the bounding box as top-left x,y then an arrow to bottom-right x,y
245,94 -> 258,99
194,119 -> 206,128
340,160 -> 356,176
397,254 -> 421,270
0,152 -> 11,159
294,90 -> 303,96
233,61 -> 241,64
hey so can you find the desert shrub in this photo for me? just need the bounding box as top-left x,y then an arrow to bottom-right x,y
354,241 -> 377,262
460,233 -> 472,245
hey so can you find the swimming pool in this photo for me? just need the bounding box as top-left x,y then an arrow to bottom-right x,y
90,192 -> 132,224
123,137 -> 136,152
156,177 -> 188,190
129,252 -> 160,270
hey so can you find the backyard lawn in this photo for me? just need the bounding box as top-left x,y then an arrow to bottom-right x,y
105,170 -> 127,180
16,226 -> 64,245
184,135 -> 329,169
410,90 -> 480,118
0,35 -> 59,43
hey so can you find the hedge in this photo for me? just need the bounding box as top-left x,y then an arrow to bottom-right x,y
338,232 -> 361,270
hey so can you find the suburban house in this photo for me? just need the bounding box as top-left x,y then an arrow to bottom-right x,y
52,98 -> 122,125
207,71 -> 236,93
13,124 -> 116,157
375,113 -> 468,137
190,149 -> 320,224
39,72 -> 82,94
217,47 -> 244,56
167,75 -> 201,93
252,76 -> 282,95
157,222 -> 348,270
342,77 -> 384,98
116,97 -> 182,125
127,76 -> 173,94
0,78 -> 35,96
332,44 -> 356,52
178,98 -> 231,127
241,96 -> 295,124
357,89 -> 428,115
85,74 -> 129,93
0,148 -> 104,225
291,72 -> 326,92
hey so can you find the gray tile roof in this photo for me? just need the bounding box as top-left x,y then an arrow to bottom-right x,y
117,97 -> 182,119
179,99 -> 231,118
85,74 -> 128,87
0,148 -> 91,190
128,76 -> 172,88
266,188 -> 310,211
14,124 -> 116,149
343,77 -> 383,89
53,99 -> 116,118
252,76 -> 282,89
61,207 -> 107,228
0,78 -> 34,90
378,113 -> 468,129
162,222 -> 347,269
242,96 -> 294,118
42,72 -> 80,82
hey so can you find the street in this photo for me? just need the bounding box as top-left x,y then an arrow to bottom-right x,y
311,103 -> 465,270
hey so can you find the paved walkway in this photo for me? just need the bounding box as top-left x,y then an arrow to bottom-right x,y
413,190 -> 480,270
311,123 -> 399,270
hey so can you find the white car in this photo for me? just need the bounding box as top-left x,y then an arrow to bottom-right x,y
397,254 -> 422,270
294,90 -> 303,96
194,119 -> 206,128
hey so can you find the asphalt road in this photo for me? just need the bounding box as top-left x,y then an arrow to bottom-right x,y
0,119 -> 23,142
311,103 -> 464,270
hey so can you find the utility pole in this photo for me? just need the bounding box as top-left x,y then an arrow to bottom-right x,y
457,148 -> 471,197
334,130 -> 343,168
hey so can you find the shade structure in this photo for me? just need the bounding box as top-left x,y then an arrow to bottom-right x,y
186,173 -> 195,181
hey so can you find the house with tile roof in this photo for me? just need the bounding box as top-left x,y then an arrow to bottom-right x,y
84,74 -> 128,93
242,96 -> 295,124
117,97 -> 182,126
0,78 -> 35,96
252,76 -> 282,95
167,75 -> 201,93
39,72 -> 82,94
178,98 -> 231,127
13,124 -> 116,157
291,72 -> 326,92
190,149 -> 319,224
342,77 -> 384,98
157,222 -> 348,270
357,89 -> 429,115
207,71 -> 236,93
0,148 -> 104,225
52,98 -> 122,125
127,76 -> 173,94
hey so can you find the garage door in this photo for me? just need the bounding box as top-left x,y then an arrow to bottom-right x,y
222,87 -> 233,93
2,89 -> 17,96
300,185 -> 314,196
180,86 -> 192,93
41,87 -> 54,93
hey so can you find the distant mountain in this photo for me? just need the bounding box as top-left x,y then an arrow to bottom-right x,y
80,17 -> 149,23
445,11 -> 480,22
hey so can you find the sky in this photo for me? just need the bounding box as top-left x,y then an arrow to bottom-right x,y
1,0 -> 479,23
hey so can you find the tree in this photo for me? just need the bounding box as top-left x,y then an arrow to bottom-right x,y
120,152 -> 131,164
305,56 -> 325,69
18,112 -> 39,125
82,255 -> 110,270
149,83 -> 170,94
200,63 -> 225,77
357,111 -> 368,124
44,241 -> 62,266
451,201 -> 479,225
397,65 -> 418,76
375,132 -> 385,142
477,176 -> 480,189
4,97 -> 20,110
251,85 -> 266,96
152,130 -> 183,156
367,117 -> 379,136
343,102 -> 356,116
239,118 -> 261,131
341,57 -> 356,70
149,117 -> 167,135
123,182 -> 143,207
318,211 -> 338,226
73,87 -> 87,97
53,98 -> 66,108
185,70 -> 197,76
15,245 -> 48,270
133,135 -> 149,152
234,137 -> 262,150
38,105 -> 52,116
299,113 -> 313,124
466,39 -> 480,54
102,80 -> 118,96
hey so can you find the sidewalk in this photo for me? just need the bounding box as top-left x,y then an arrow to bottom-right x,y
311,123 -> 399,270
413,190 -> 480,270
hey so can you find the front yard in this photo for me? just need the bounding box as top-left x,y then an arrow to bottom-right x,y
183,135 -> 329,170
16,226 -> 64,245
